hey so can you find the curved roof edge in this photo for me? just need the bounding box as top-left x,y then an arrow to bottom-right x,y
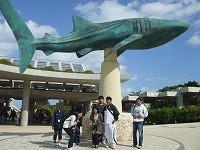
0,64 -> 129,84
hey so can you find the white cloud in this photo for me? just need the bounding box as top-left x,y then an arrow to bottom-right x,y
187,33 -> 200,46
139,2 -> 183,19
141,86 -> 149,92
27,20 -> 58,38
129,74 -> 138,81
0,19 -> 58,57
0,20 -> 17,56
74,0 -> 200,22
74,0 -> 142,23
121,84 -> 134,96
0,18 -> 104,72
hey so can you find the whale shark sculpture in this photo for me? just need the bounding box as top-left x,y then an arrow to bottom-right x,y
0,0 -> 189,73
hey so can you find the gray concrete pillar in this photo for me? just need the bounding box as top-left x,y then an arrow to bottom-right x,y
86,101 -> 92,112
29,100 -> 35,123
20,80 -> 31,126
176,92 -> 184,108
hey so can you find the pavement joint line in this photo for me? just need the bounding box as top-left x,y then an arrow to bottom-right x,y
145,134 -> 185,150
0,136 -> 16,142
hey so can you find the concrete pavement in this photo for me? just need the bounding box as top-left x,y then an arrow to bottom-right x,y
0,123 -> 200,150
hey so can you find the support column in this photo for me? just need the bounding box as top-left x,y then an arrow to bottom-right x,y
99,48 -> 122,112
85,101 -> 92,112
176,92 -> 184,108
29,100 -> 35,123
83,48 -> 133,142
20,80 -> 31,126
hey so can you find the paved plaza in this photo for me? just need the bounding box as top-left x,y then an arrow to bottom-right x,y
0,123 -> 200,150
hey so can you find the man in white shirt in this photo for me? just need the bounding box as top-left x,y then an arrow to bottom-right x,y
131,97 -> 148,149
103,96 -> 120,149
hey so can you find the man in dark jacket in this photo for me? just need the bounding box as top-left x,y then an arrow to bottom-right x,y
52,110 -> 65,145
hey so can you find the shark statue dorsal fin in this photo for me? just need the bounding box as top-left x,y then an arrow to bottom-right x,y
43,50 -> 54,56
72,16 -> 96,31
76,48 -> 92,58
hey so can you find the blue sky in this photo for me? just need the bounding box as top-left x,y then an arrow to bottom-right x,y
0,0 -> 200,98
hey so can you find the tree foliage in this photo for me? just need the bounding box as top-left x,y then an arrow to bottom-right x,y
129,91 -> 141,96
0,59 -> 16,66
158,81 -> 200,92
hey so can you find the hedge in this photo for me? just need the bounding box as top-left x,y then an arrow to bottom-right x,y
145,106 -> 200,125
0,59 -> 16,66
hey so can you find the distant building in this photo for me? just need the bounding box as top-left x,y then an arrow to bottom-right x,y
122,87 -> 200,112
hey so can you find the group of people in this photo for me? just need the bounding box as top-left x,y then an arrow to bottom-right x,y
90,96 -> 120,149
0,105 -> 20,125
52,96 -> 148,150
52,105 -> 83,149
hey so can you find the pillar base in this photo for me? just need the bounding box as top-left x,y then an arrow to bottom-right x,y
82,112 -> 133,142
20,81 -> 30,126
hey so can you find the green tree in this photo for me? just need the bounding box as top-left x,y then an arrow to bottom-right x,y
129,91 -> 141,96
184,81 -> 199,87
158,81 -> 200,92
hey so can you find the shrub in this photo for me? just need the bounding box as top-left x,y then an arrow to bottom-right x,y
0,59 -> 16,66
27,64 -> 35,69
41,66 -> 56,71
145,106 -> 200,125
65,69 -> 74,73
83,70 -> 94,74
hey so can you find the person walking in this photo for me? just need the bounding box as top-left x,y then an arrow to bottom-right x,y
131,97 -> 148,149
90,106 -> 103,148
63,110 -> 83,150
52,109 -> 65,146
103,96 -> 120,149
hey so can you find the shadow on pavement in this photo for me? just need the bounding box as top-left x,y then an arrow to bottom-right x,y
0,132 -> 49,136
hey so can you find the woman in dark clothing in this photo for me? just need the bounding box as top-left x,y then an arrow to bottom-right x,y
90,106 -> 103,148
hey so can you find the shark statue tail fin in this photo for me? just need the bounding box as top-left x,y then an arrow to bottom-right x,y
0,0 -> 35,73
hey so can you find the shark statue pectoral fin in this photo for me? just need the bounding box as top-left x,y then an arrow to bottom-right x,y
76,48 -> 93,58
112,34 -> 143,52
